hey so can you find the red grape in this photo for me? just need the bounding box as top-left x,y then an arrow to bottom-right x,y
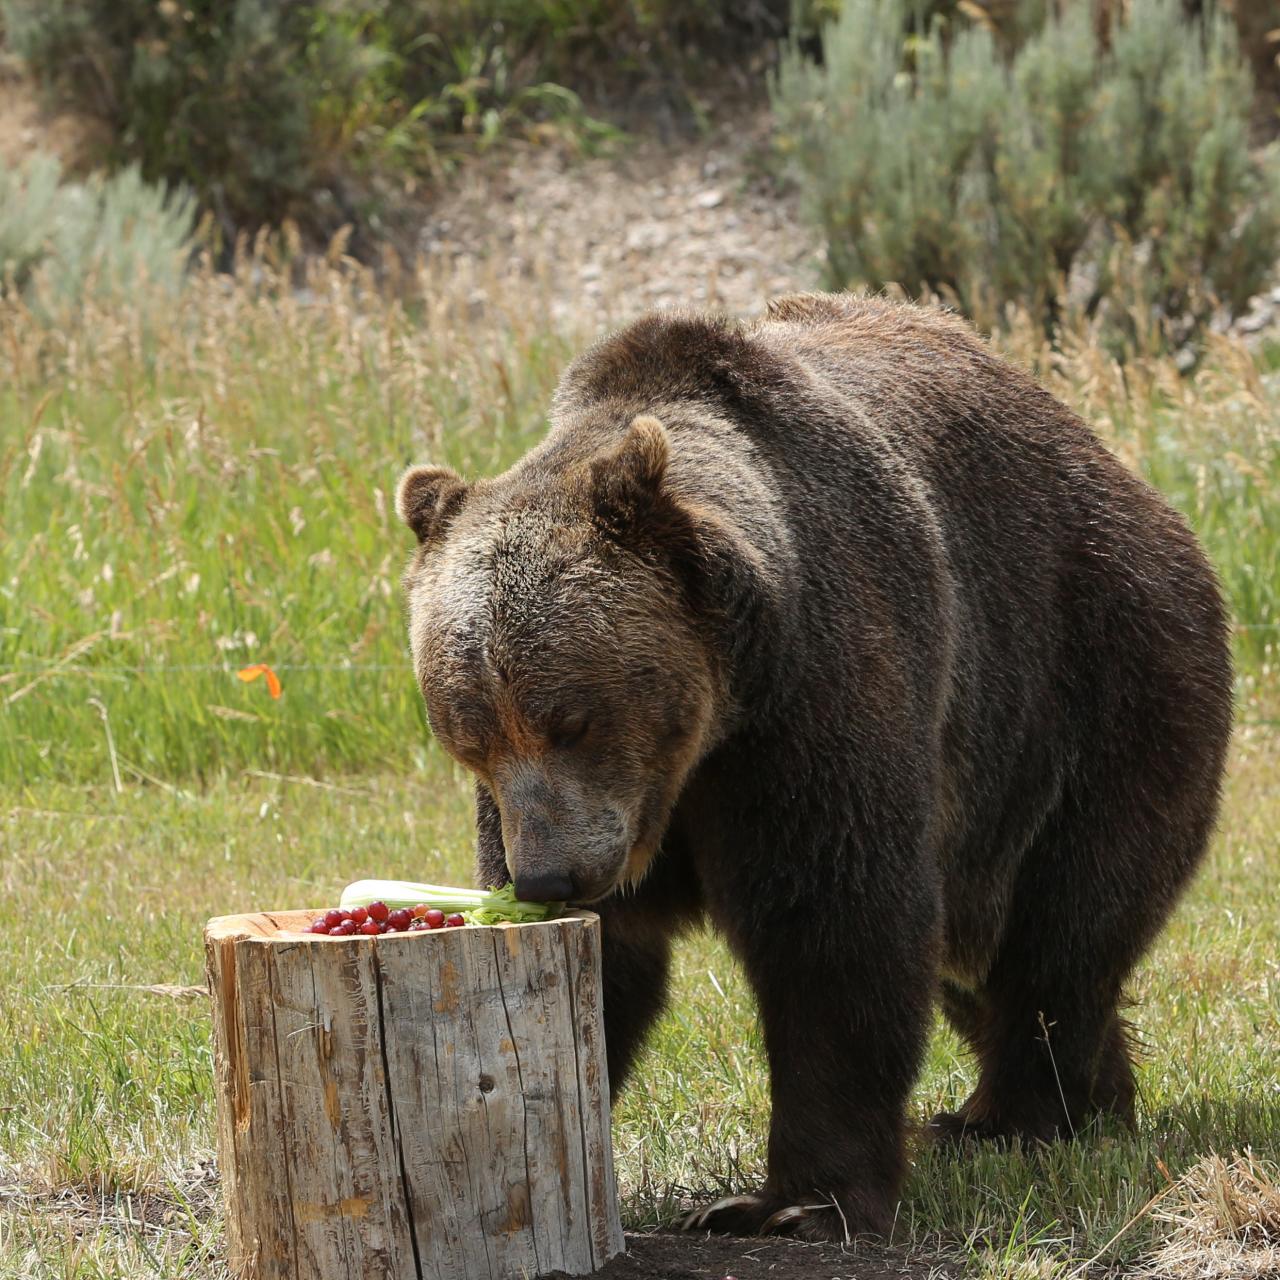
310,900 -> 492,936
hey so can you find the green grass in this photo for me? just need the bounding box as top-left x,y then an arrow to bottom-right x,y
1,259 -> 1278,1276
0,747 -> 1275,1277
0,255 -> 578,784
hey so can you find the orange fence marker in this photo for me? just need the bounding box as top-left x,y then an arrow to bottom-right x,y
237,664 -> 282,699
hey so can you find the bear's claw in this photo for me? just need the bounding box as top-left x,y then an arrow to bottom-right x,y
760,1204 -> 813,1233
678,1194 -> 765,1234
678,1193 -> 849,1241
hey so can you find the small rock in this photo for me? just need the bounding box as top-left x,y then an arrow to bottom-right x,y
625,224 -> 669,252
1236,307 -> 1273,335
695,189 -> 725,210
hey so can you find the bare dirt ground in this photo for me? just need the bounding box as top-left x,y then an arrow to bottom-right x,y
418,104 -> 1280,343
548,1232 -> 957,1280
0,60 -> 107,173
419,111 -> 822,330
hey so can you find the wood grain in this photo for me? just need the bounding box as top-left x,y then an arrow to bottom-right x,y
204,910 -> 624,1280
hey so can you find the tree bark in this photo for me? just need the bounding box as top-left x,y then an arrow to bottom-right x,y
204,908 -> 624,1280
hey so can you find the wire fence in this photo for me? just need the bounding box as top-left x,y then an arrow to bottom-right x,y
1,620 -> 1276,679
1,663 -> 409,674
1,625 -> 1276,728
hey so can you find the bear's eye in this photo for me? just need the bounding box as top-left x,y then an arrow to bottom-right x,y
547,711 -> 590,751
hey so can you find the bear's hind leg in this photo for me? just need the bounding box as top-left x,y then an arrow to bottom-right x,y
1091,1016 -> 1138,1125
930,1005 -> 1137,1146
939,979 -> 988,1051
931,777 -> 1210,1145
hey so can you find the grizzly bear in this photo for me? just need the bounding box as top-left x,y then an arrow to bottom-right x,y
394,293 -> 1233,1241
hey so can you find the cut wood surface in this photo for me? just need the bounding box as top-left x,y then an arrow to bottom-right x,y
204,908 -> 623,1280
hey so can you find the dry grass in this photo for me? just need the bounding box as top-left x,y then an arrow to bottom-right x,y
1136,1151 -> 1280,1279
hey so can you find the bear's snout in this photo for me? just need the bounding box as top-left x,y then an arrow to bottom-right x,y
504,826 -> 582,902
496,765 -> 633,904
505,818 -> 630,905
513,870 -> 577,904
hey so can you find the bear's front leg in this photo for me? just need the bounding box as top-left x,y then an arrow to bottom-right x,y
475,781 -> 703,1095
593,845 -> 705,1094
684,823 -> 938,1241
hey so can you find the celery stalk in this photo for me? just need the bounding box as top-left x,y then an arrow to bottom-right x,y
339,879 -> 563,924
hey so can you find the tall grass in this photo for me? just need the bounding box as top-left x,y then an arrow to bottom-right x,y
1,255 -> 1276,788
0,246 -> 580,784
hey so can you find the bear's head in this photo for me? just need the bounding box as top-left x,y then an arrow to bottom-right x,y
396,416 -> 727,903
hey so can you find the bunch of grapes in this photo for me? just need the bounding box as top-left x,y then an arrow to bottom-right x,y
308,901 -> 467,936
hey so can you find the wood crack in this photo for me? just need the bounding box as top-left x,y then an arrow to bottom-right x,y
265,951 -> 304,1280
561,925 -> 599,1270
372,947 -> 425,1280
458,944 -> 496,1280
309,946 -> 355,1280
492,929 -> 541,1276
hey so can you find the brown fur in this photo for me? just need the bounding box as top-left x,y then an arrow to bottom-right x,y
396,293 -> 1233,1240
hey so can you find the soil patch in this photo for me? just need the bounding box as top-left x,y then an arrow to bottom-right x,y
420,109 -> 821,328
547,1232 -> 956,1280
0,62 -> 109,173
420,100 -> 1280,344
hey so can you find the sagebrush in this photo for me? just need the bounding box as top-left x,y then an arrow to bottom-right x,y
772,0 -> 1280,352
0,152 -> 194,311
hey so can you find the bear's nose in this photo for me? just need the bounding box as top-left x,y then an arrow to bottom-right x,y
514,870 -> 575,903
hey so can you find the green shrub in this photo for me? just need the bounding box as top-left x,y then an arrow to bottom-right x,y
772,0 -> 1280,351
0,152 -> 194,312
1,0 -> 404,235
1,0 -> 785,241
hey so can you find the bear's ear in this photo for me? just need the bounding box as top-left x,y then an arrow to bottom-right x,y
396,464 -> 469,545
588,415 -> 669,531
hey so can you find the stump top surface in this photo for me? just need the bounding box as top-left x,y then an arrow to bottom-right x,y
204,906 -> 598,944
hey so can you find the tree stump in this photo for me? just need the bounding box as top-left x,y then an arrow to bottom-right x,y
204,908 -> 624,1280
